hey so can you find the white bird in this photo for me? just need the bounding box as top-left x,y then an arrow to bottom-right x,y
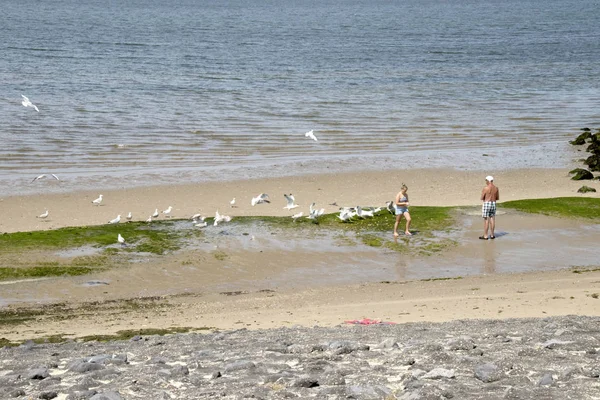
190,213 -> 203,221
21,95 -> 39,112
307,204 -> 325,222
37,209 -> 49,219
251,193 -> 270,206
356,206 -> 374,218
283,193 -> 299,210
31,174 -> 46,183
108,214 -> 121,224
126,212 -> 132,221
291,211 -> 303,222
214,210 -> 232,226
146,215 -> 153,223
194,221 -> 208,228
305,129 -> 318,142
152,208 -> 159,218
92,194 -> 103,206
117,233 -> 126,245
230,198 -> 236,208
338,209 -> 353,222
385,201 -> 395,214
51,174 -> 60,181
162,206 -> 173,217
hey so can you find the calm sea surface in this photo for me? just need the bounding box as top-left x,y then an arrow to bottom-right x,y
1,0 -> 599,196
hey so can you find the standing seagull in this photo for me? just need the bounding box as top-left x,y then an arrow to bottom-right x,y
305,130 -> 318,141
21,95 -> 39,112
162,206 -> 173,218
152,208 -> 159,218
37,209 -> 49,219
230,198 -> 236,208
92,194 -> 103,206
108,214 -> 121,224
117,233 -> 126,246
291,211 -> 303,222
126,212 -> 132,221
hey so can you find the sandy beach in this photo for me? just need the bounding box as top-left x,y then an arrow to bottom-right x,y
1,167 -> 597,233
1,166 -> 599,342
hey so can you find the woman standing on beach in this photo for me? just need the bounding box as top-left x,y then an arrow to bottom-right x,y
393,184 -> 412,237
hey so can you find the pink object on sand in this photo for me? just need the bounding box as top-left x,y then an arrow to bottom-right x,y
344,318 -> 397,325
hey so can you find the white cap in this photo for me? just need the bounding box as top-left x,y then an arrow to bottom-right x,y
485,175 -> 494,181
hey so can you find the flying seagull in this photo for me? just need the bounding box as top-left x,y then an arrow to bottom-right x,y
31,174 -> 46,183
251,193 -> 270,206
92,194 -> 103,206
305,130 -> 317,141
21,95 -> 39,112
51,174 -> 60,181
283,193 -> 299,210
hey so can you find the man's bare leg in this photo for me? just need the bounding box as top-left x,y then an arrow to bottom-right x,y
483,218 -> 489,239
490,216 -> 495,238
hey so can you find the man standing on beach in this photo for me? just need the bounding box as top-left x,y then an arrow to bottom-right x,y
480,175 -> 499,240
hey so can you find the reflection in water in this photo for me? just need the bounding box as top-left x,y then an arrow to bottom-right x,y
482,238 -> 496,275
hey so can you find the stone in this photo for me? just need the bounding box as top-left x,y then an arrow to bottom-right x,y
422,368 -> 455,379
578,185 -> 596,193
569,168 -> 593,180
474,363 -> 503,383
27,368 -> 50,380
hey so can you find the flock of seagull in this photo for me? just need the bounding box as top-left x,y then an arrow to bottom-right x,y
34,186 -> 397,246
22,93 -> 333,245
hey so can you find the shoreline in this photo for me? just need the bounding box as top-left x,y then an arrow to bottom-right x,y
0,166 -> 599,343
1,167 -> 597,234
1,267 -> 599,342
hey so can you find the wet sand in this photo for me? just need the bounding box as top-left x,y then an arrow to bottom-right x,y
0,167 -> 599,341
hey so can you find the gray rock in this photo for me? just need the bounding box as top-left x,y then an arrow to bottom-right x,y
89,392 -> 123,400
68,361 -> 105,373
474,363 -> 503,383
27,368 -> 50,380
538,373 -> 553,386
224,360 -> 255,373
422,368 -> 455,379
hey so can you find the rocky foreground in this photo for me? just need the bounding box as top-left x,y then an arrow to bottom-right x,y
1,315 -> 599,400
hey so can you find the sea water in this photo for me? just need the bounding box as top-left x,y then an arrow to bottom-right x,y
1,0 -> 599,196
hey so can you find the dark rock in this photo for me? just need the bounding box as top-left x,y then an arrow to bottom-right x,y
27,367 -> 50,380
569,168 -> 594,180
569,129 -> 592,145
584,154 -> 600,171
578,185 -> 597,193
39,391 -> 58,399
